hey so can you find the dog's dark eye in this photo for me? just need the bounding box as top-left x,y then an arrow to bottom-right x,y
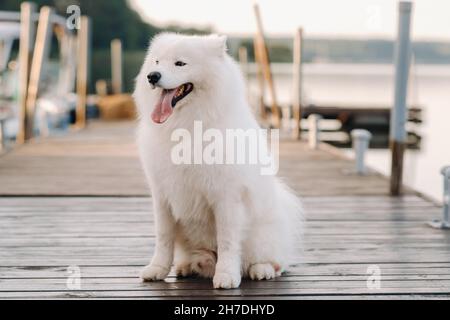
175,61 -> 186,67
155,60 -> 159,65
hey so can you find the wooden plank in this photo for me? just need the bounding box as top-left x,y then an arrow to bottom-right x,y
0,118 -> 447,298
0,197 -> 447,269
2,277 -> 450,292
0,287 -> 449,299
3,263 -> 450,279
0,122 -> 414,196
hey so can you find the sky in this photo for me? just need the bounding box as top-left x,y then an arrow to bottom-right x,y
130,0 -> 450,40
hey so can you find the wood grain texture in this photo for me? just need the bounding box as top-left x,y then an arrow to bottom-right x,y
0,195 -> 447,298
0,121 -> 447,299
0,121 -> 412,197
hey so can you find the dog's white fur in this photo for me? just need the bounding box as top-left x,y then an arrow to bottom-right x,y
133,33 -> 303,289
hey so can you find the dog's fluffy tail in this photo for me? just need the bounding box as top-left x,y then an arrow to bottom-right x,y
275,179 -> 305,266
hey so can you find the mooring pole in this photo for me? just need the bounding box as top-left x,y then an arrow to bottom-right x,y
24,6 -> 53,139
390,1 -> 413,196
253,3 -> 281,128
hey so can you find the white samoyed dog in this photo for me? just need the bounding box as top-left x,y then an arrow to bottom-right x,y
133,33 -> 303,289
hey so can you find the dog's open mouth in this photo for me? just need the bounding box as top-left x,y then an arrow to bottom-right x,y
151,83 -> 193,124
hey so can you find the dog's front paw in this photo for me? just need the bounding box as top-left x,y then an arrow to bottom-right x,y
248,263 -> 276,280
213,272 -> 241,289
140,264 -> 170,281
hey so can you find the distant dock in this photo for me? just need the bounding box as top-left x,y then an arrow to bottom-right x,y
263,103 -> 422,148
0,121 -> 449,299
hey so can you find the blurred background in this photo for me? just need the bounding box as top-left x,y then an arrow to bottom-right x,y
0,0 -> 449,202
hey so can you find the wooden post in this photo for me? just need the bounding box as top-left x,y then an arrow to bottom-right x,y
75,16 -> 91,128
390,1 -> 413,196
16,2 -> 36,144
292,28 -> 304,140
24,6 -> 53,140
111,39 -> 123,94
253,3 -> 281,128
253,38 -> 266,120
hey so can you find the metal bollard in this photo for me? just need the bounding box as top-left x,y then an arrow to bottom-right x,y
427,166 -> 450,229
308,114 -> 322,149
351,129 -> 372,174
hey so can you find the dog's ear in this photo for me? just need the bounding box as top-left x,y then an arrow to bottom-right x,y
207,34 -> 228,57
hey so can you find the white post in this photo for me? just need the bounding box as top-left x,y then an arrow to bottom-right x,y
351,129 -> 372,174
308,114 -> 322,149
428,166 -> 450,229
390,1 -> 413,196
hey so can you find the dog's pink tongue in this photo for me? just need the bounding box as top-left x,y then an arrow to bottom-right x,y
151,89 -> 176,124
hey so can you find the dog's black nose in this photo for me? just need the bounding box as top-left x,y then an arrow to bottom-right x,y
147,72 -> 161,85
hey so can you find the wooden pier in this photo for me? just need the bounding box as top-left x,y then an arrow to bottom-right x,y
0,121 -> 449,299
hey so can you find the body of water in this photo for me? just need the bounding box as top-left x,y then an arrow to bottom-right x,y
246,63 -> 450,203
